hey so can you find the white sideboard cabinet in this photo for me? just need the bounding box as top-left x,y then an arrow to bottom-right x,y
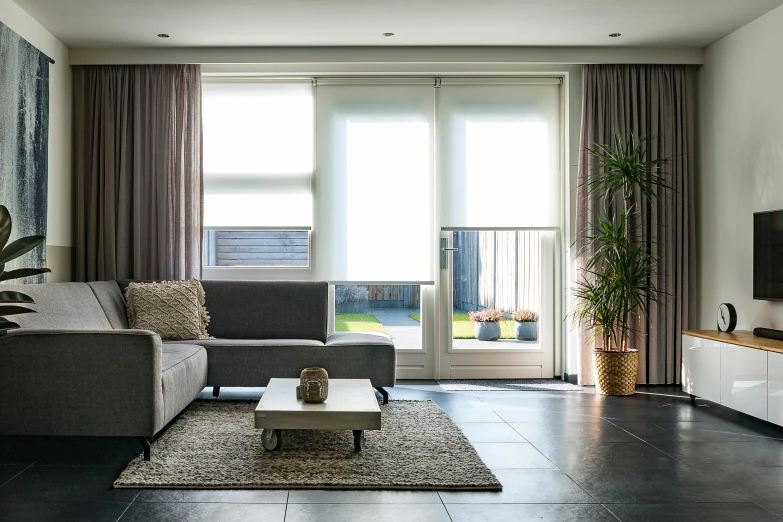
682,330 -> 783,427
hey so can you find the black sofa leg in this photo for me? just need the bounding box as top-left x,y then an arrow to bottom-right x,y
213,386 -> 220,397
375,387 -> 389,404
140,437 -> 151,461
689,393 -> 696,404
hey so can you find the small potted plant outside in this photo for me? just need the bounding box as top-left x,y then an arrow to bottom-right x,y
512,309 -> 538,341
469,308 -> 503,341
335,285 -> 369,314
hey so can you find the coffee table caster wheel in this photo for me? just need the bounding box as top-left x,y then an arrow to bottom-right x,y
262,429 -> 282,451
353,430 -> 366,452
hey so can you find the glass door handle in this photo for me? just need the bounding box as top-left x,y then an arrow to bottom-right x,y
440,238 -> 459,269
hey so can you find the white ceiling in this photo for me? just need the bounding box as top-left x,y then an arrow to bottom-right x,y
13,0 -> 783,48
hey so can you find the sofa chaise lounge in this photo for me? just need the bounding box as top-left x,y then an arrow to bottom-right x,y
0,280 -> 396,459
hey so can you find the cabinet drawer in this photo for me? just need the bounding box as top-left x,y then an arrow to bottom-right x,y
720,343 -> 767,420
769,352 -> 783,426
682,334 -> 721,403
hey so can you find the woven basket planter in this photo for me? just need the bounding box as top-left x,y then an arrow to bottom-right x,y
593,349 -> 638,396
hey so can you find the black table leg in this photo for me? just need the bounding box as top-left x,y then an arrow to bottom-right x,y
375,386 -> 389,404
139,437 -> 151,460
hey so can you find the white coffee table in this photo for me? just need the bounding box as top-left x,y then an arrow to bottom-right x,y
254,378 -> 382,452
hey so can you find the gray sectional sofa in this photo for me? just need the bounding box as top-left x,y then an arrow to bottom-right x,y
0,280 -> 395,459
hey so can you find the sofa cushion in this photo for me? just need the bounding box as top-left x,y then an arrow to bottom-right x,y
172,334 -> 395,388
125,280 -> 211,340
161,344 -> 208,426
166,338 -> 325,348
1,282 -> 112,330
87,280 -> 129,329
326,332 -> 395,346
198,280 -> 328,342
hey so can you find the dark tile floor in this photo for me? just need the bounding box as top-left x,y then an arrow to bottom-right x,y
2,382 -> 783,521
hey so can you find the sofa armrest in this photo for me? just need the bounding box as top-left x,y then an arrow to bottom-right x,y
0,329 -> 164,437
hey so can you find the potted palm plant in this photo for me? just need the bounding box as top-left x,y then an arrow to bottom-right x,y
0,204 -> 51,333
469,308 -> 504,341
512,309 -> 538,341
572,134 -> 671,396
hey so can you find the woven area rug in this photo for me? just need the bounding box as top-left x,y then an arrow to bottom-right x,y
438,379 -> 582,392
114,400 -> 501,491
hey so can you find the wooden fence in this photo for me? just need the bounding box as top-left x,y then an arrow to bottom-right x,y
453,231 -> 540,313
367,285 -> 420,308
337,285 -> 420,309
203,231 -> 309,267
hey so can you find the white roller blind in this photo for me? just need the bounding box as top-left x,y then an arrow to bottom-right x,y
439,81 -> 561,229
202,80 -> 314,228
315,83 -> 435,284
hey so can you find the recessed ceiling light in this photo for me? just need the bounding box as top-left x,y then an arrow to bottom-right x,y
157,33 -> 170,38
609,33 -> 622,38
383,32 -> 395,37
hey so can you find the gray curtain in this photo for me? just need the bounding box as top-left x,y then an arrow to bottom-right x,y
576,64 -> 696,385
73,65 -> 203,281
0,22 -> 50,283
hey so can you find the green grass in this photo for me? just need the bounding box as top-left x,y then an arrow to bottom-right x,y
408,312 -> 515,339
335,313 -> 391,337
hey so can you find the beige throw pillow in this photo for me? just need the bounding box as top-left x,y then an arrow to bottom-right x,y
125,280 -> 212,340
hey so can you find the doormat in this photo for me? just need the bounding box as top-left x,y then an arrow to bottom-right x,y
438,379 -> 582,392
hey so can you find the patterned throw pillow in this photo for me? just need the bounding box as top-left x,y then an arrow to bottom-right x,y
125,280 -> 212,340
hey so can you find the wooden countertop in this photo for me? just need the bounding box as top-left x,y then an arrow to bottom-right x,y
683,330 -> 783,355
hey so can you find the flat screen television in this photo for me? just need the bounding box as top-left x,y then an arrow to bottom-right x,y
754,209 -> 783,301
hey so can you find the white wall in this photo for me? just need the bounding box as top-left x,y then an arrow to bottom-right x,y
0,0 -> 71,253
698,4 -> 783,330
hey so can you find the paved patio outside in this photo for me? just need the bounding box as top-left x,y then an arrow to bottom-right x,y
369,308 -> 421,349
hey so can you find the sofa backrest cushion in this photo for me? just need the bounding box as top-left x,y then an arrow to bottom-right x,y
87,280 -> 129,329
1,282 -> 112,330
200,281 -> 328,342
115,280 -> 329,341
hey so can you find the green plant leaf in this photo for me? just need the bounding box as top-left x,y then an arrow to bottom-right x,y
0,305 -> 36,316
0,206 -> 10,251
0,267 -> 51,282
0,236 -> 45,265
580,133 -> 673,216
0,319 -> 20,331
0,291 -> 34,304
